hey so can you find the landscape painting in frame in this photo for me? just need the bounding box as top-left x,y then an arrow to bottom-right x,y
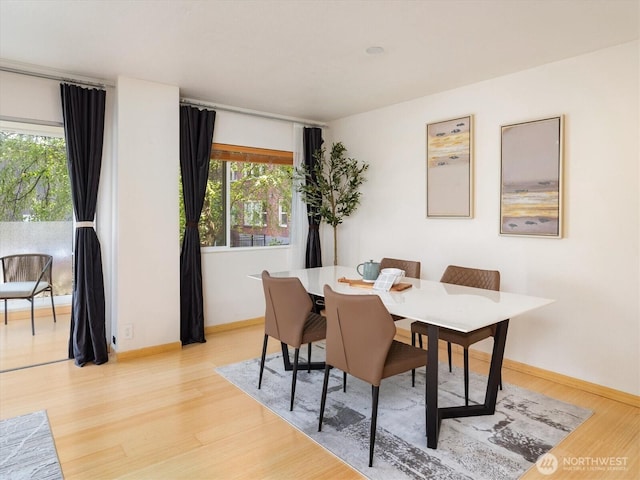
500,116 -> 563,237
426,115 -> 472,217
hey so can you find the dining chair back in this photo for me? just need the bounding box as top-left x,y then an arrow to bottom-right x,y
320,285 -> 428,467
411,265 -> 501,405
0,253 -> 57,335
379,257 -> 421,279
440,264 -> 500,291
324,286 -> 396,385
380,258 -> 421,376
260,270 -> 326,410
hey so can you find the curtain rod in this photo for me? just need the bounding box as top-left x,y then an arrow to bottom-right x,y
1,62 -> 326,128
0,115 -> 63,127
0,63 -> 114,89
180,97 -> 328,129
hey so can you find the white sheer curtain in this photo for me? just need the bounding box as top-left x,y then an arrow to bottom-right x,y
288,123 -> 307,269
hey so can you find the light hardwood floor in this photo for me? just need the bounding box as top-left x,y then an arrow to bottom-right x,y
0,322 -> 638,479
0,304 -> 71,371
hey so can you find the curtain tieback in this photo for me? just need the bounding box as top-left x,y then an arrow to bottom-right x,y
76,221 -> 94,228
186,221 -> 199,228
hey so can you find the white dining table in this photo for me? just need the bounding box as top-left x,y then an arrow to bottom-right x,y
250,265 -> 554,449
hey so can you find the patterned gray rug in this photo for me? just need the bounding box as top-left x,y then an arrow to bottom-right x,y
0,410 -> 63,480
216,344 -> 592,479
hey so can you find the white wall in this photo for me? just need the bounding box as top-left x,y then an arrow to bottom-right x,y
325,41 -> 639,395
113,76 -> 180,351
201,111 -> 299,325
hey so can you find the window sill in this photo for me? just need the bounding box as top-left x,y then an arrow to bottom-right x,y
201,245 -> 291,254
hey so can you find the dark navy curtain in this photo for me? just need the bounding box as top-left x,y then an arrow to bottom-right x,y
179,106 -> 216,345
60,83 -> 108,366
303,127 -> 323,268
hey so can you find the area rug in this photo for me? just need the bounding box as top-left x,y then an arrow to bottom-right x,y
216,344 -> 592,480
0,410 -> 63,480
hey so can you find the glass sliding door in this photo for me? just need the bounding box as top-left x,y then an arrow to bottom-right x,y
0,120 -> 73,370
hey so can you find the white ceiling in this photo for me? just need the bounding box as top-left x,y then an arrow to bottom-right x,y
0,0 -> 638,122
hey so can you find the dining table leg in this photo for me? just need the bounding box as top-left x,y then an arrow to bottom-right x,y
426,319 -> 510,448
483,319 -> 509,412
426,324 -> 440,449
280,342 -> 325,371
439,319 -> 510,419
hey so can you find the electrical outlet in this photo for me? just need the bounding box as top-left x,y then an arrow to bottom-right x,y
123,324 -> 133,339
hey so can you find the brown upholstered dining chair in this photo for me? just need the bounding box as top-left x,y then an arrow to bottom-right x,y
320,285 -> 428,467
379,257 -> 421,279
380,257 -> 420,321
0,254 -> 57,336
259,270 -> 326,411
411,265 -> 500,406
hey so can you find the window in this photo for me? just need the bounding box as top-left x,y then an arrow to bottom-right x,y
243,201 -> 266,227
180,143 -> 293,248
278,201 -> 289,228
0,120 -> 73,295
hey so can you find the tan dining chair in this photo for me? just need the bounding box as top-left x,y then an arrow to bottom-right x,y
319,285 -> 428,467
259,270 -> 327,410
411,265 -> 501,405
379,257 -> 421,279
380,257 -> 423,386
0,253 -> 57,336
380,257 -> 420,322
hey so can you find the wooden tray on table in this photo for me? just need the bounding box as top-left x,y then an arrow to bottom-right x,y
337,277 -> 412,292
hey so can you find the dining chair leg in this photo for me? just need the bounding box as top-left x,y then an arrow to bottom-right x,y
318,365 -> 331,432
369,385 -> 380,467
307,342 -> 312,373
463,348 -> 470,406
343,371 -> 347,392
30,300 -> 35,335
496,338 -> 502,390
424,365 -> 428,436
411,332 -> 417,387
447,342 -> 453,372
50,293 -> 56,323
258,334 -> 269,389
290,347 -> 300,411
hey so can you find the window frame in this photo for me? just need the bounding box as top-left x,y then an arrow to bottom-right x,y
200,143 -> 294,252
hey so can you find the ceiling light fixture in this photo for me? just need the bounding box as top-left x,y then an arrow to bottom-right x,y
365,46 -> 385,55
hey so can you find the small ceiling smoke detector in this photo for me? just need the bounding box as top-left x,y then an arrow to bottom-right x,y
365,46 -> 385,55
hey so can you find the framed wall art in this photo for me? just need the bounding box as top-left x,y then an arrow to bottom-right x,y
426,115 -> 473,218
500,115 -> 564,237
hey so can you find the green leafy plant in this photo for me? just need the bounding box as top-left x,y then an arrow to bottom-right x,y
295,142 -> 368,265
0,131 -> 72,222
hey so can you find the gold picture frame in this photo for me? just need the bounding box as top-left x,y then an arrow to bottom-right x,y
500,116 -> 564,238
426,115 -> 473,218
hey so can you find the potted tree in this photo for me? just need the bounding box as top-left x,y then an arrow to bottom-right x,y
295,142 -> 368,265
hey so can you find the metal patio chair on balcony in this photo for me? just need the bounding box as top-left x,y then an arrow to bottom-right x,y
0,254 -> 57,335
